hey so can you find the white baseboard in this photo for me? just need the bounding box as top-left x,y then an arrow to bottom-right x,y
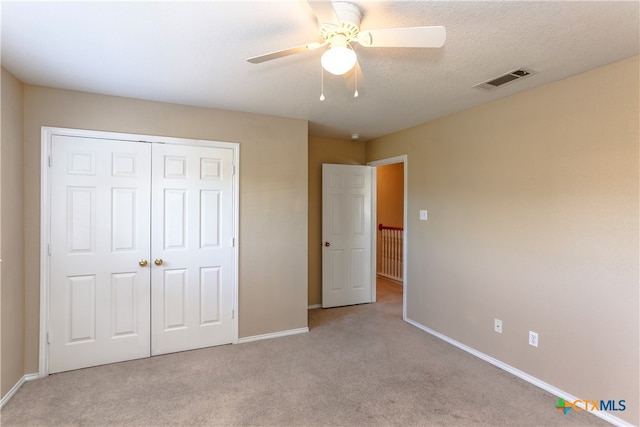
0,373 -> 38,410
238,327 -> 309,344
404,317 -> 632,427
308,304 -> 321,309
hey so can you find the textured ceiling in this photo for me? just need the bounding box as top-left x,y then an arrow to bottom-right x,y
2,1 -> 639,141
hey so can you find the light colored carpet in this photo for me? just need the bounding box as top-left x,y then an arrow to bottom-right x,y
1,279 -> 608,426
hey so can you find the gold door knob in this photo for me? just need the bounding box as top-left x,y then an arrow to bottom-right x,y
154,258 -> 163,266
139,259 -> 148,267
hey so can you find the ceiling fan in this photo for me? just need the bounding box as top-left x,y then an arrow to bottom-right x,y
247,1 -> 446,89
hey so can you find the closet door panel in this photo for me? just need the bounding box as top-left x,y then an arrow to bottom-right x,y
49,136 -> 151,373
151,144 -> 235,355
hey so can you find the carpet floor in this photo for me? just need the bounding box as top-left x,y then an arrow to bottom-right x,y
1,278 -> 608,426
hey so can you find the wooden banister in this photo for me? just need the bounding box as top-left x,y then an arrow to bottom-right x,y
378,223 -> 403,231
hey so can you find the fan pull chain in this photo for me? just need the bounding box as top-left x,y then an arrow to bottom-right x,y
320,65 -> 325,101
354,68 -> 359,98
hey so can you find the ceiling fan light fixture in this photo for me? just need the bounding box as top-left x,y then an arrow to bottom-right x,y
321,45 -> 357,75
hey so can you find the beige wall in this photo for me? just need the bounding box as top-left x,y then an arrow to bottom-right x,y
1,68 -> 26,397
20,85 -> 308,374
376,163 -> 404,272
366,56 -> 639,425
308,136 -> 366,306
376,163 -> 404,229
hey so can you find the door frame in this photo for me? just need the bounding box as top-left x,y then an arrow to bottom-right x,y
367,155 -> 408,321
39,126 -> 240,377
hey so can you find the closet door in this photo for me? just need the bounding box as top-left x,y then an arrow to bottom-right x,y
49,136 -> 151,373
150,144 -> 235,355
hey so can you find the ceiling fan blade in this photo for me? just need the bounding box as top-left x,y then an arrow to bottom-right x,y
307,0 -> 340,25
358,26 -> 446,48
247,43 -> 322,64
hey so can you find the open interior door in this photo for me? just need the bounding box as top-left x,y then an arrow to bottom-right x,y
322,163 -> 375,308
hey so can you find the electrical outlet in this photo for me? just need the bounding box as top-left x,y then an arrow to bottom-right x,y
494,319 -> 502,333
529,331 -> 539,347
419,210 -> 428,221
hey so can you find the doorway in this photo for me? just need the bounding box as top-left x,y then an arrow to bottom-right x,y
369,156 -> 407,320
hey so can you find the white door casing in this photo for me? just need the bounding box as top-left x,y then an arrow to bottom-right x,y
49,136 -> 152,373
368,155 -> 409,321
322,163 -> 375,308
42,128 -> 238,375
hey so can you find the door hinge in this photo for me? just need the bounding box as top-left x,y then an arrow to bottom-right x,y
48,155 -> 52,167
232,309 -> 235,319
48,244 -> 51,256
233,165 -> 236,175
47,331 -> 51,344
232,237 -> 235,247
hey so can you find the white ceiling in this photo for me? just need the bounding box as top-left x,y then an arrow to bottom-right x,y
2,1 -> 639,141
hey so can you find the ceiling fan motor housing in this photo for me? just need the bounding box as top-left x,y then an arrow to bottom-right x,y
319,2 -> 362,43
333,2 -> 362,26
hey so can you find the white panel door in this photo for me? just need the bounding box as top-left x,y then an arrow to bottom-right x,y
49,136 -> 151,373
151,144 -> 235,355
322,164 -> 374,308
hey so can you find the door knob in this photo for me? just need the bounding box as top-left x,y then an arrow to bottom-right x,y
139,259 -> 148,267
154,258 -> 163,266
324,242 -> 330,247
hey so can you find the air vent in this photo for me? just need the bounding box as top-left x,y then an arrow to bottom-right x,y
473,68 -> 534,90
